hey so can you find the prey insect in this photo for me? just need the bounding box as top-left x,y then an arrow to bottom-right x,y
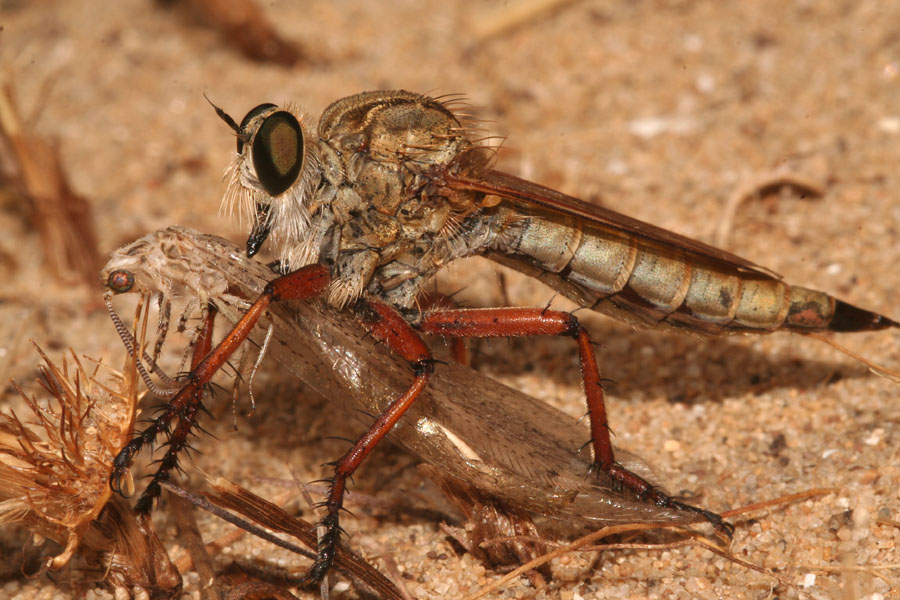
102,227 -> 726,560
112,91 -> 898,583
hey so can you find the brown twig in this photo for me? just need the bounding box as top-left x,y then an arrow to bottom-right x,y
801,332 -> 900,383
169,491 -> 222,600
462,523 -> 665,600
466,489 -> 847,599
163,0 -> 307,67
165,478 -> 406,600
716,170 -> 826,247
468,0 -> 580,45
720,488 -> 838,519
0,81 -> 102,285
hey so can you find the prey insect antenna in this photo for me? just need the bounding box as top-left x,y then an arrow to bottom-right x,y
104,295 -> 179,397
246,323 -> 275,415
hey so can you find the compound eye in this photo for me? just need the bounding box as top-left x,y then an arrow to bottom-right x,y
251,110 -> 304,197
106,269 -> 135,293
237,103 -> 278,153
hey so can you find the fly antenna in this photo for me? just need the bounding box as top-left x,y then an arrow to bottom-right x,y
204,93 -> 246,141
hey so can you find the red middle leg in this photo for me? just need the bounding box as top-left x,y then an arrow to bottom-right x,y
304,298 -> 436,583
416,291 -> 470,365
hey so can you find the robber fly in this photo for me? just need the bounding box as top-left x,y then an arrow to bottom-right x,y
111,91 -> 898,583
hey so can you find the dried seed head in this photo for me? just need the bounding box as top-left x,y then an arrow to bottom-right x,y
0,299 -> 180,595
0,343 -> 138,570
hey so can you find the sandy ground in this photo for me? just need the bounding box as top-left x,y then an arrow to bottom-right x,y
1,1 -> 898,599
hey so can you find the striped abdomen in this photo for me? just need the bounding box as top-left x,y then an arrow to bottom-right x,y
490,208 -> 897,336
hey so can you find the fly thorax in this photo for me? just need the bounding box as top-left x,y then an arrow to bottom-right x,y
317,91 -> 472,174
367,263 -> 429,312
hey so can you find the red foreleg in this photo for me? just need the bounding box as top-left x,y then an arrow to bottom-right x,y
109,265 -> 331,513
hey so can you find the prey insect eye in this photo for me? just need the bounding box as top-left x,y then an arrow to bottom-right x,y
250,110 -> 304,197
106,269 -> 135,293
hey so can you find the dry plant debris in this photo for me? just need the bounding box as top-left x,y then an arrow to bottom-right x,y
160,0 -> 306,66
0,81 -> 102,285
0,302 -> 181,596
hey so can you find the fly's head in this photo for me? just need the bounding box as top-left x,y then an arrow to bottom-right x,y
213,99 -> 320,261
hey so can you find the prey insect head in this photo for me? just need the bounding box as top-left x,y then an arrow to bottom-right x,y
106,269 -> 135,294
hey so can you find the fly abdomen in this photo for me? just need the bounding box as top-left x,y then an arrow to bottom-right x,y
491,210 -> 898,335
783,287 -> 899,332
588,247 -> 694,328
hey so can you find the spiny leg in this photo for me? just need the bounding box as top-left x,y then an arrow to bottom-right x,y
418,307 -> 733,536
109,265 -> 431,583
131,304 -> 219,513
108,264 -> 331,513
303,298 -> 435,584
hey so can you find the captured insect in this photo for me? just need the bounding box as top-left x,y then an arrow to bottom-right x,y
110,91 -> 898,583
102,227 -> 725,568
